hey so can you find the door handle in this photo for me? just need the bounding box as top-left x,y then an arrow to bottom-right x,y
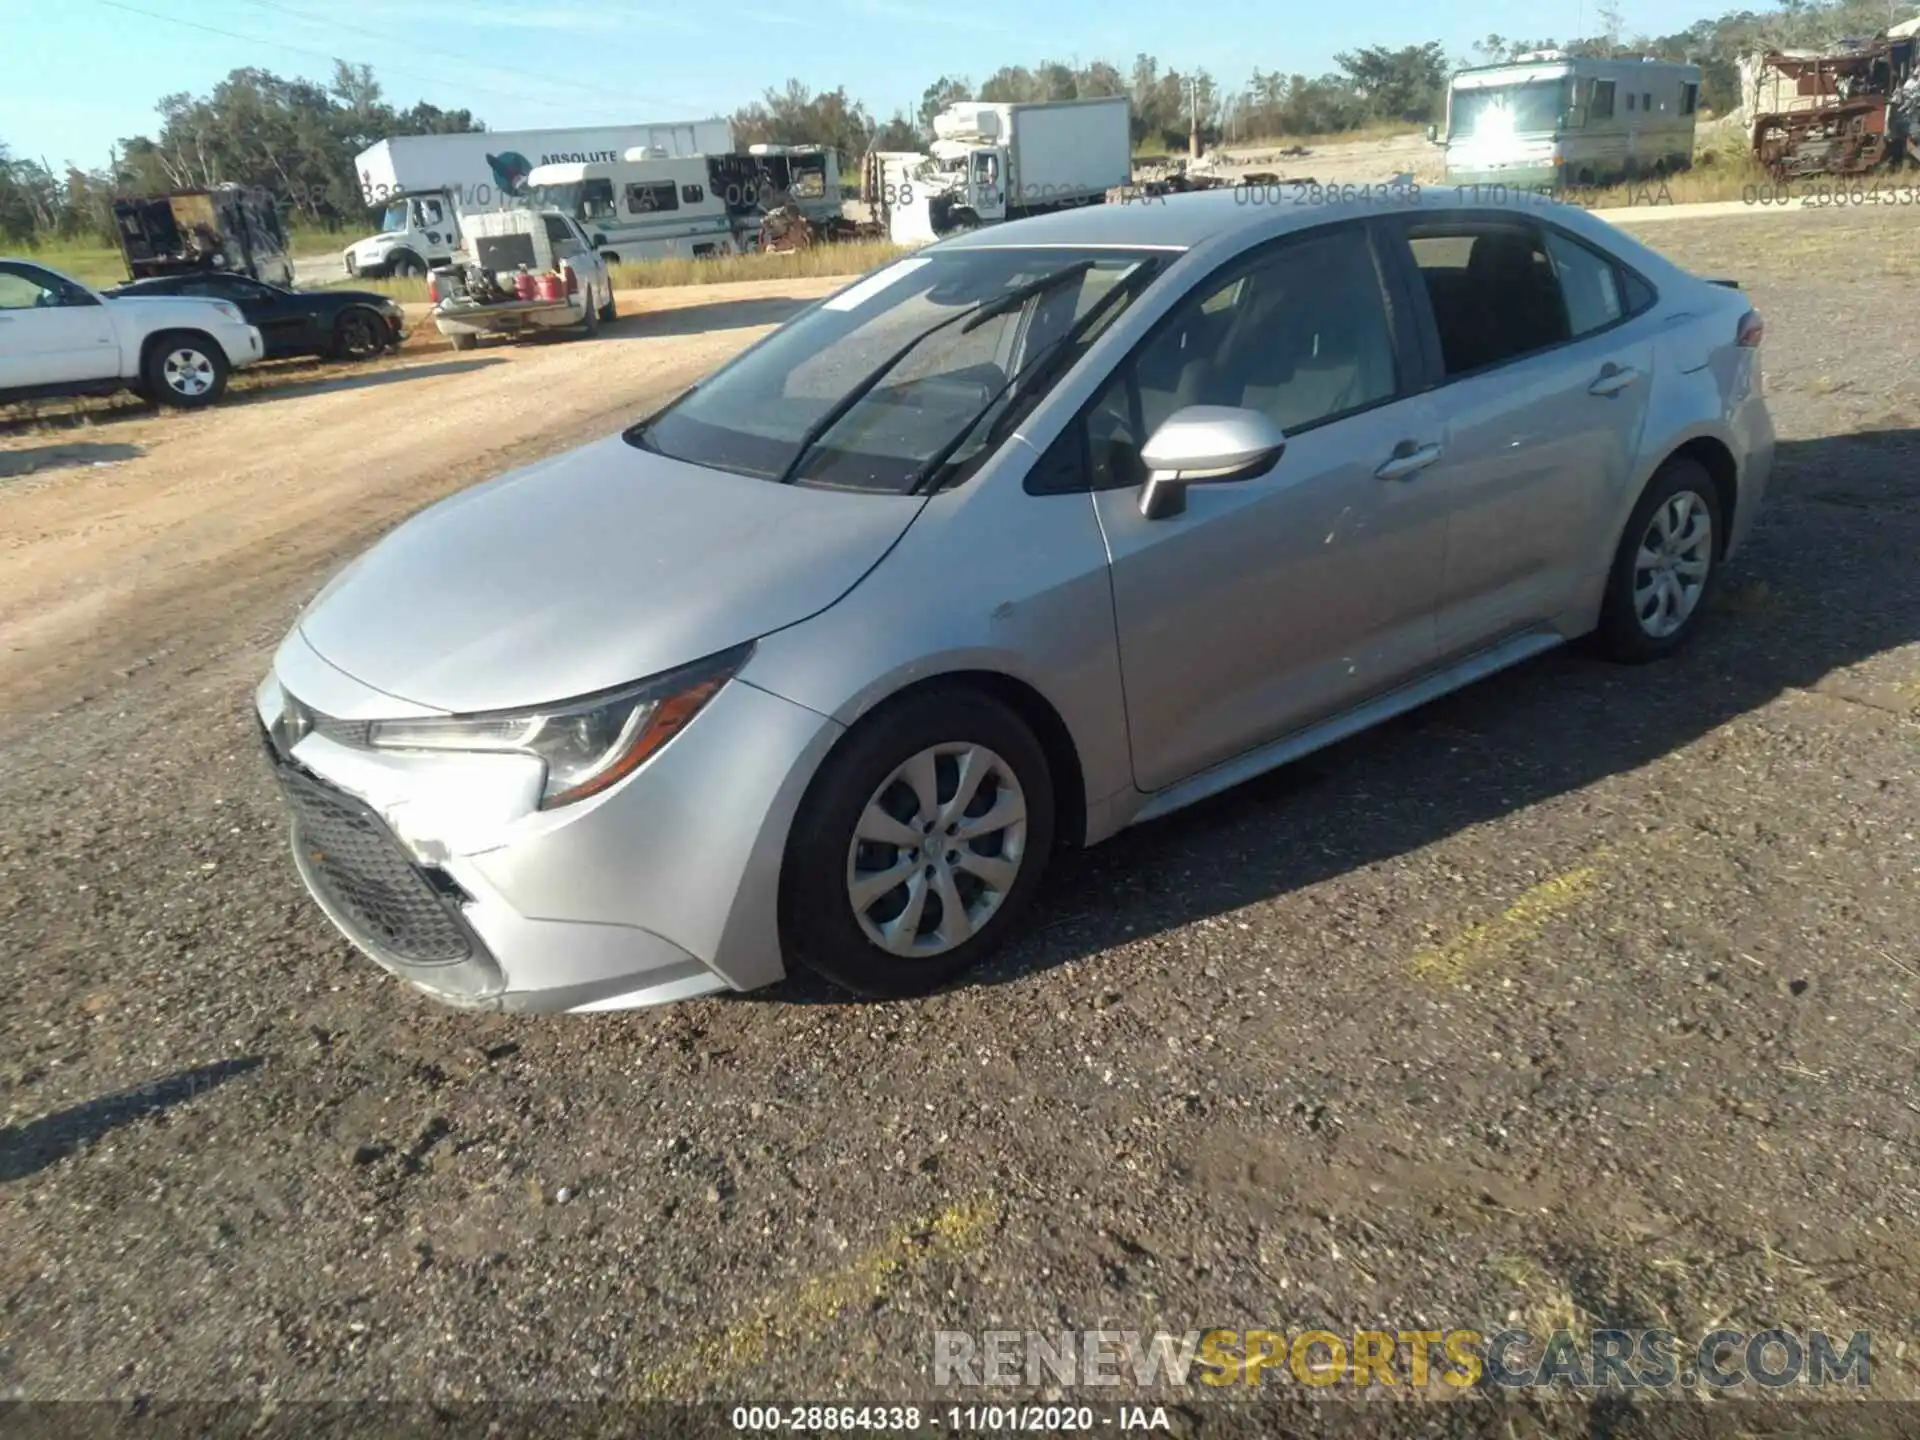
1589,363 -> 1641,396
1375,441 -> 1442,481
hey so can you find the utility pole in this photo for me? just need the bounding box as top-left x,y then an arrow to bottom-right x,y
1189,76 -> 1202,160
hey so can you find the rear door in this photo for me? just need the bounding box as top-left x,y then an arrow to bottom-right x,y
0,263 -> 118,387
1378,211 -> 1657,659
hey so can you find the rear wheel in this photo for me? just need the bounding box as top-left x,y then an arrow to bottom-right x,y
142,332 -> 229,408
1589,457 -> 1724,663
598,285 -> 617,324
780,688 -> 1055,999
579,296 -> 600,338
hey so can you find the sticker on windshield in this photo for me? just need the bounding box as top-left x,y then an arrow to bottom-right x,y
823,257 -> 933,312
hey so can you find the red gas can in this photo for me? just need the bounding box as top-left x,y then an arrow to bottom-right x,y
535,271 -> 566,303
512,268 -> 538,301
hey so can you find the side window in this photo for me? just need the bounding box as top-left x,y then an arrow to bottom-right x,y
1543,229 -> 1624,337
581,179 -> 617,221
1626,92 -> 1637,112
1680,83 -> 1699,115
625,181 -> 679,214
415,198 -> 446,227
0,267 -> 59,310
1077,228 -> 1399,492
680,183 -> 705,205
1643,92 -> 1653,112
543,214 -> 579,251
1405,220 -> 1570,376
1621,269 -> 1655,314
1591,80 -> 1616,119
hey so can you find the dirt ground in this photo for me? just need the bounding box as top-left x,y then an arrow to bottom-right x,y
2,211 -> 1918,1430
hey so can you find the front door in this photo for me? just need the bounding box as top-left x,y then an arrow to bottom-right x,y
969,149 -> 1006,220
1382,213 -> 1656,657
1084,223 -> 1450,793
0,263 -> 118,387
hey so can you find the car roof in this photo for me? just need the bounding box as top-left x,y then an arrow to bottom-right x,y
932,184 -> 1691,282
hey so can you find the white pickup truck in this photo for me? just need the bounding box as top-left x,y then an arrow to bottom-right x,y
0,257 -> 265,409
427,210 -> 616,351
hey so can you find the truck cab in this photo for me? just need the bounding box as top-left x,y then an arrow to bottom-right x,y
345,190 -> 464,279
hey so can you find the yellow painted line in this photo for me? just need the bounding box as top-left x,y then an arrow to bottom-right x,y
1409,827 -> 1703,987
1408,863 -> 1606,987
632,1192 -> 1002,1399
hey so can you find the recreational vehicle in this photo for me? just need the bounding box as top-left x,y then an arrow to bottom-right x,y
526,155 -> 740,263
1432,54 -> 1702,188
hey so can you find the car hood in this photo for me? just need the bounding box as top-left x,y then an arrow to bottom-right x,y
297,433 -> 927,713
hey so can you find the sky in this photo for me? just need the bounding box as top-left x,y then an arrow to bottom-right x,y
3,0 -> 1742,172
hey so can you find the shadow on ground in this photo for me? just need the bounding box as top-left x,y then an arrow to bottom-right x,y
749,426 -> 1920,1003
234,357 -> 505,402
0,441 -> 143,480
604,296 -> 816,339
0,1057 -> 264,1183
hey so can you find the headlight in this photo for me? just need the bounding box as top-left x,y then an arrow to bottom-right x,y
364,644 -> 751,809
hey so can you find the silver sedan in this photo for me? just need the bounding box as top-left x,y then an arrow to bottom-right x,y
256,187 -> 1774,1011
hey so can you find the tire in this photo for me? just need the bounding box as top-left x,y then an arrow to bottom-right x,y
579,296 -> 600,338
141,332 -> 230,409
779,687 -> 1056,999
1588,457 -> 1724,664
598,286 -> 617,324
447,331 -> 479,352
331,307 -> 384,361
390,251 -> 427,279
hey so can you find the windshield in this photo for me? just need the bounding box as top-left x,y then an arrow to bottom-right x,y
628,247 -> 1164,492
379,202 -> 407,234
1448,78 -> 1573,139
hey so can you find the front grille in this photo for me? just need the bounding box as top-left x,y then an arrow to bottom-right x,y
271,754 -> 476,967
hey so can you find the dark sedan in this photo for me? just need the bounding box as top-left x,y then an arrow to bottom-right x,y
103,272 -> 407,362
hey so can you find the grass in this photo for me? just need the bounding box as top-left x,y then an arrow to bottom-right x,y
328,238 -> 910,304
14,237 -> 131,288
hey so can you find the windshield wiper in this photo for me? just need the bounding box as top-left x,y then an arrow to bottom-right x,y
772,260 -> 1100,488
907,262 -> 1156,495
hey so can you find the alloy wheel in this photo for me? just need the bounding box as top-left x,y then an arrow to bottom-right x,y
162,348 -> 216,398
1633,489 -> 1713,639
845,742 -> 1028,959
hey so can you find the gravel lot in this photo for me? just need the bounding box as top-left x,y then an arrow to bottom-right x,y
2,211 -> 1917,1428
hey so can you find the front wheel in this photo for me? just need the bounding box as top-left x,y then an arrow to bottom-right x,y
142,332 -> 230,408
390,251 -> 426,279
779,688 -> 1056,998
1589,457 -> 1724,663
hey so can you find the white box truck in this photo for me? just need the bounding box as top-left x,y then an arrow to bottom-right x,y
344,120 -> 735,278
863,97 -> 1133,245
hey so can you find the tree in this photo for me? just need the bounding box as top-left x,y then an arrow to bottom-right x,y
918,75 -> 972,136
1334,42 -> 1450,123
733,80 -> 876,162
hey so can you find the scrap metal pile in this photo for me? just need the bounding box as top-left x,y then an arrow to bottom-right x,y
1749,27 -> 1920,178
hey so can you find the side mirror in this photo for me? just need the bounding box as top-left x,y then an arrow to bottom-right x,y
1426,123 -> 1440,145
1137,405 -> 1285,520
592,233 -> 608,247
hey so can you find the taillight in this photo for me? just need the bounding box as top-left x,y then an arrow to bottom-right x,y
1736,309 -> 1764,348
565,265 -> 578,295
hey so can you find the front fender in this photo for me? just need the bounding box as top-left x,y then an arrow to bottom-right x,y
738,453 -> 1134,845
